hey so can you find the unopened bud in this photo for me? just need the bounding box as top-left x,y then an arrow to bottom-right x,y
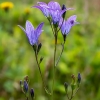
40,57 -> 44,63
23,80 -> 28,93
62,4 -> 66,19
77,73 -> 81,84
37,43 -> 42,53
64,82 -> 68,92
30,88 -> 34,99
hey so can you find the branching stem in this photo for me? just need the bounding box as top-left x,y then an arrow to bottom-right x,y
35,50 -> 51,95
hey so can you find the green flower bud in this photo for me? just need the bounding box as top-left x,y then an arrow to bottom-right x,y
64,82 -> 69,92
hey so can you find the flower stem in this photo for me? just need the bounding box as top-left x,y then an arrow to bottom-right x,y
52,33 -> 57,100
35,51 -> 51,95
55,42 -> 65,67
70,89 -> 74,100
70,87 -> 79,100
47,18 -> 55,36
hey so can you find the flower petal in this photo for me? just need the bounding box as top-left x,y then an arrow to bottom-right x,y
26,20 -> 34,34
66,15 -> 78,26
35,22 -> 44,37
48,1 -> 61,10
18,25 -> 26,34
67,15 -> 77,22
33,5 -> 49,17
37,2 -> 47,6
49,9 -> 62,24
65,22 -> 72,34
25,21 -> 36,45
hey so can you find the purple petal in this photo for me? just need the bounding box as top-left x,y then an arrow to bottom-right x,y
25,21 -> 36,45
61,21 -> 72,35
67,15 -> 78,26
33,5 -> 49,17
37,2 -> 47,6
65,22 -> 72,34
25,20 -> 34,37
59,17 -> 64,27
18,25 -> 26,34
60,20 -> 66,34
66,8 -> 74,10
49,9 -> 62,24
35,22 -> 44,37
67,15 -> 77,21
33,5 -> 43,11
61,9 -> 66,15
48,1 -> 61,10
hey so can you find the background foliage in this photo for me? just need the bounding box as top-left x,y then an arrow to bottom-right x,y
0,0 -> 100,100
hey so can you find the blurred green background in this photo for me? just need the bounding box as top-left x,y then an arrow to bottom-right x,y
0,0 -> 100,100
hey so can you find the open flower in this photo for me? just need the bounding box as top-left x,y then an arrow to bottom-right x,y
47,1 -> 66,24
33,1 -> 72,24
18,21 -> 44,46
60,15 -> 79,35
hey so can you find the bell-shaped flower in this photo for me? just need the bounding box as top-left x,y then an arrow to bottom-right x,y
18,21 -> 44,46
48,1 -> 66,24
60,15 -> 79,35
33,1 -> 73,24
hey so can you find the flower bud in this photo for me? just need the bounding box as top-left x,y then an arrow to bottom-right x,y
64,82 -> 68,92
23,80 -> 28,93
77,73 -> 81,84
30,88 -> 34,99
40,57 -> 44,63
62,4 -> 66,19
37,43 -> 42,53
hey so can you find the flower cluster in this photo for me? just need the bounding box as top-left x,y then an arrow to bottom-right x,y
18,1 -> 80,100
19,1 -> 79,46
64,73 -> 81,100
20,76 -> 34,100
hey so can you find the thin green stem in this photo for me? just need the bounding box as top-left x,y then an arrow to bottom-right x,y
66,93 -> 70,100
35,51 -> 51,95
70,89 -> 74,100
71,87 -> 79,100
55,43 -> 65,67
47,18 -> 55,36
25,94 -> 28,100
52,33 -> 57,100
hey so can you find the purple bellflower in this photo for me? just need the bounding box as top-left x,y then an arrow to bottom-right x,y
18,21 -> 44,46
60,15 -> 79,35
48,1 -> 66,24
33,1 -> 72,24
